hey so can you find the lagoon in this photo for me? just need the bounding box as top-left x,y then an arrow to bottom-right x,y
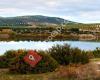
0,41 -> 100,55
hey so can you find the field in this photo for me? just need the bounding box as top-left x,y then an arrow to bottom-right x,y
0,60 -> 100,80
0,69 -> 70,80
0,69 -> 53,80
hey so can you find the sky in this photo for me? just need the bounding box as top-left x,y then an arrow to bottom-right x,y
0,0 -> 100,23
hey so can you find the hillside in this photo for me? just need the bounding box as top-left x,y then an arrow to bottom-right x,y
0,15 -> 78,27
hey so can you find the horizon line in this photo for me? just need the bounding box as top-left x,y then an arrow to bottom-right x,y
0,14 -> 100,24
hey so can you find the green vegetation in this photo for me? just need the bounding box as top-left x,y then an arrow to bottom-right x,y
0,50 -> 25,68
0,50 -> 59,74
0,44 -> 91,71
0,15 -> 100,41
49,44 -> 89,65
0,15 -> 77,27
0,44 -> 100,79
9,50 -> 59,74
93,48 -> 100,58
0,56 -> 8,68
0,22 -> 100,41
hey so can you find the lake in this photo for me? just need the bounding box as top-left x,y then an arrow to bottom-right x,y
0,41 -> 100,55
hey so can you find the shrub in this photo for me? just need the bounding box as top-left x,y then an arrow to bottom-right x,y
49,44 -> 89,65
2,49 -> 25,68
4,49 -> 24,59
86,51 -> 94,59
4,50 -> 17,59
9,50 -> 59,74
49,44 -> 71,65
93,48 -> 100,58
0,49 -> 26,68
0,56 -> 8,68
71,48 -> 89,64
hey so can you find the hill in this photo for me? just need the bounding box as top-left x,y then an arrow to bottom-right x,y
0,15 -> 78,27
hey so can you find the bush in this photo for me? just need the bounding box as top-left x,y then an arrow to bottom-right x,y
2,49 -> 25,68
71,48 -> 89,64
49,44 -> 71,65
9,50 -> 59,74
49,44 -> 89,65
93,48 -> 100,58
4,49 -> 24,59
0,56 -> 8,68
4,50 -> 17,60
0,49 -> 24,68
0,50 -> 18,68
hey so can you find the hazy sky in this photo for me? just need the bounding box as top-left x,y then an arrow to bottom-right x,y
0,0 -> 100,23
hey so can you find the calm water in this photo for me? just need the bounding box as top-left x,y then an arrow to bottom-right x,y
0,41 -> 100,55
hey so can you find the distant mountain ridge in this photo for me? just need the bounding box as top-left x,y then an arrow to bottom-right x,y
0,15 -> 78,27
